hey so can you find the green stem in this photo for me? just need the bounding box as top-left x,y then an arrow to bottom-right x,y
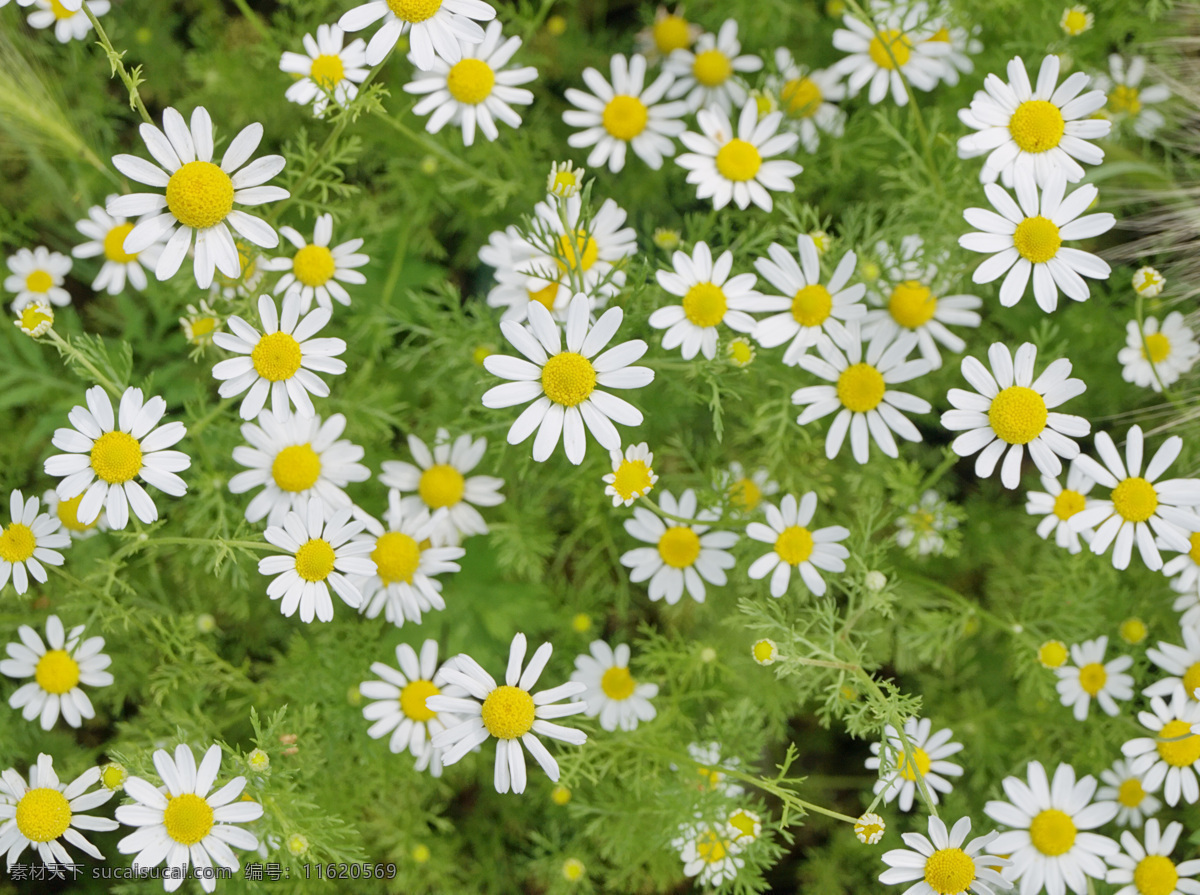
120,536 -> 282,553
374,111 -> 509,195
44,329 -> 124,396
521,0 -> 557,44
230,0 -> 278,50
636,494 -> 738,529
853,669 -> 940,818
81,1 -> 153,125
905,571 -> 1027,640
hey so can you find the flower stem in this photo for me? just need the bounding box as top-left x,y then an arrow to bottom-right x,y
81,1 -> 154,126
44,329 -> 124,397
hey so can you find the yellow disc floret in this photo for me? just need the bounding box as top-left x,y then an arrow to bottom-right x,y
1120,618 -> 1148,645
1110,84 -> 1142,116
35,650 -> 80,695
729,477 -> 762,512
1029,808 -> 1077,856
1143,332 -> 1171,365
653,15 -> 691,54
556,230 -> 599,274
696,830 -> 728,863
682,282 -> 728,328
18,304 -> 55,337
923,847 -> 976,895
166,161 -> 235,230
447,58 -> 495,105
1181,662 -> 1200,701
781,77 -> 822,118
163,793 -> 214,846
1157,720 -> 1200,768
791,284 -> 833,326
251,332 -> 303,382
1053,489 -> 1086,521
292,245 -> 336,287
611,459 -> 654,502
692,49 -> 732,87
1078,662 -> 1108,696
527,282 -> 558,311
48,0 -> 76,19
399,678 -> 440,721
90,431 -> 143,484
271,444 -> 322,492
868,29 -> 913,70
542,352 -> 597,407
386,0 -> 443,23
1012,216 -> 1063,264
15,789 -> 71,843
658,526 -> 701,568
481,684 -> 536,739
309,54 -> 345,90
715,139 -> 762,182
988,386 -> 1048,444
897,747 -> 931,781
372,531 -> 422,585
294,538 -> 336,582
0,523 -> 36,563
103,223 -> 138,263
888,281 -> 938,328
602,95 -> 650,140
54,494 -> 94,533
1112,477 -> 1159,523
1134,855 -> 1179,895
418,464 -> 465,509
600,665 -> 636,700
1038,640 -> 1068,668
837,363 -> 886,413
1118,777 -> 1146,807
24,270 -> 53,293
1009,100 -> 1066,153
775,525 -> 814,565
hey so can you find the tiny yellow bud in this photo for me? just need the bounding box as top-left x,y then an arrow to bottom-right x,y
551,785 -> 572,805
100,763 -> 127,792
546,14 -> 567,36
247,749 -> 270,772
1037,640 -> 1068,669
1119,618 -> 1148,645
286,834 -> 309,856
562,858 -> 585,882
571,613 -> 591,633
412,844 -> 431,863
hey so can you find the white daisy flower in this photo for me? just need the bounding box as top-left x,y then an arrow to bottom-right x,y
648,241 -> 760,360
895,489 -> 958,556
279,25 -> 369,116
941,342 -> 1089,490
258,498 -> 375,623
855,812 -> 886,845
570,640 -> 658,732
482,293 -> 653,466
0,615 -> 112,730
1095,55 -> 1171,139
42,489 -> 108,541
722,462 -> 779,514
672,816 -> 745,886
880,815 -> 1011,895
831,4 -> 950,106
261,214 -> 369,313
1055,636 -> 1135,721
71,200 -> 162,295
619,488 -> 738,605
634,5 -> 702,61
865,717 -> 964,812
428,632 -> 588,794
180,300 -> 223,348
793,327 -> 933,464
768,48 -> 846,153
4,246 -> 71,312
1060,5 -> 1093,35
676,100 -> 802,212
404,21 -> 537,146
662,19 -> 763,114
1123,688 -> 1200,806
43,386 -> 191,530
563,52 -> 688,173
1106,819 -> 1200,895
1070,425 -> 1200,571
1144,625 -> 1200,702
0,754 -> 117,869
1024,461 -> 1096,554
603,442 -> 657,508
26,0 -> 107,43
959,167 -> 1114,312
1097,759 -> 1161,829
360,639 -> 467,775
0,490 -> 69,595
228,410 -> 370,527
379,428 -> 505,547
686,742 -> 745,796
115,744 -> 263,893
211,293 -> 348,421
338,0 -> 496,70
746,492 -> 850,597
1118,313 -> 1199,393
927,16 -> 983,87
108,107 -> 287,289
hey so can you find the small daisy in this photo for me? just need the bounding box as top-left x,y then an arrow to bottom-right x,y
379,428 -> 505,547
1106,819 -> 1200,895
634,5 -> 702,60
1039,640 -> 1070,669
1095,55 -> 1171,139
180,300 -> 223,348
1024,461 -> 1096,554
895,489 -> 958,556
482,293 -> 653,466
428,632 -> 588,794
672,816 -> 745,886
404,21 -> 537,147
4,246 -> 71,312
832,5 -> 950,106
603,442 -> 657,507
619,488 -> 738,605
1059,5 -> 1093,36
261,214 -> 369,313
1055,636 -> 1135,721
42,488 -> 108,541
0,490 -> 69,594
941,342 -> 1090,489
649,241 -> 760,360
855,813 -> 886,845
115,744 -> 263,893
881,815 -> 1010,895
1096,759 -> 1161,828
279,25 -> 369,116
43,385 -> 191,530
722,462 -> 779,514
728,808 -> 761,844
676,100 -> 802,212
727,336 -> 756,366
72,200 -> 162,295
1,615 -> 112,730
547,160 -> 585,198
14,299 -> 54,338
108,107 -> 288,290
1118,313 -> 1199,393
570,640 -> 658,732
928,18 -> 983,88
959,168 -> 1114,312
1134,266 -> 1166,298
663,19 -> 763,113
0,754 -> 117,869
211,293 -> 348,421
228,410 -> 370,527
1144,625 -> 1200,702
338,0 -> 496,69
1123,688 -> 1200,806
686,742 -> 745,796
866,718 -> 964,812
768,48 -> 846,153
258,498 -> 375,623
752,638 -> 778,665
360,639 -> 466,775
746,492 -> 850,597
27,0 -> 107,43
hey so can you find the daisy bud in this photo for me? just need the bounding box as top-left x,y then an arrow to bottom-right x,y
14,299 -> 54,338
854,812 -> 885,844
1059,5 -> 1094,35
562,858 -> 586,882
547,161 -> 585,197
1133,266 -> 1166,297
752,639 -> 779,666
1120,618 -> 1148,645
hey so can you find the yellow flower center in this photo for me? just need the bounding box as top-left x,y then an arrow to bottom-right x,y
418,463 -> 465,508
1061,8 -> 1091,35
18,304 -> 54,335
447,58 -> 495,105
923,848 -> 976,895
386,0 -> 443,23
1110,84 -> 1143,115
0,523 -> 36,563
480,684 -> 536,739
729,477 -> 762,512
271,443 -> 322,493
752,639 -> 777,663
791,283 -> 833,327
163,793 -> 214,846
55,493 -> 96,533
90,430 -> 143,484
309,53 -> 345,89
294,538 -> 336,582
1078,662 -> 1108,696
528,281 -> 558,311
611,459 -> 654,502
1135,855 -> 1179,895
897,747 -> 931,781
1182,662 -> 1200,701
888,280 -> 938,328
1009,100 -> 1066,153
1112,477 -> 1159,523
729,809 -> 758,840
728,338 -> 755,366
550,170 -> 579,195
1190,532 -> 1200,564
714,139 -> 762,182
988,386 -> 1048,445
251,331 -> 303,382
1038,640 -> 1068,668
555,230 -> 599,274
657,526 -> 701,569
372,531 -> 422,585
100,764 -> 127,791
927,27 -> 951,42
1118,777 -> 1146,808
682,282 -> 728,328
602,95 -> 649,141
692,49 -> 732,87
696,830 -> 728,863
653,15 -> 692,54
103,223 -> 138,263
24,270 -> 53,293
837,363 -> 886,413
1029,808 -> 1077,856
48,0 -> 76,18
1157,719 -> 1200,768
780,77 -> 822,118
868,29 -> 913,70
165,160 -> 235,230
292,245 -> 336,287
1053,489 -> 1086,521
600,665 -> 636,700
1012,216 -> 1063,264
35,649 -> 81,695
186,316 -> 218,342
1121,618 -> 1148,644
15,789 -> 71,843
399,678 -> 440,722
1143,332 -> 1171,364
775,525 -> 814,565
541,352 -> 597,407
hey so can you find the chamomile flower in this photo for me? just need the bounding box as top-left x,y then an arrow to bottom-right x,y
279,25 -> 369,116
649,241 -> 760,360
428,633 -> 588,794
228,410 -> 370,527
686,742 -> 745,796
404,21 -> 537,147
338,0 -> 496,70
959,168 -> 1114,312
1105,819 -> 1200,895
42,489 -> 107,541
1133,267 -> 1166,298
479,226 -> 570,322
0,754 -> 117,869
1144,625 -> 1200,702
0,490 -> 68,595
603,442 -> 657,507
547,161 -> 585,198
4,246 -> 71,312
941,342 -> 1090,489
27,0 -> 107,43
831,5 -> 950,107
722,462 -> 779,514
1096,759 -> 1161,828
855,813 -> 886,845
672,817 -> 745,886
1118,313 -> 1199,393
1059,6 -> 1093,36
746,492 -> 850,597
258,498 -> 375,623
895,489 -> 958,556
880,815 -> 1011,895
634,6 -> 701,60
44,386 -> 191,530
211,293 -> 348,421
14,300 -> 54,338
570,640 -> 658,732
1123,688 -> 1200,806
379,428 -> 505,547
482,293 -> 653,466
1095,55 -> 1171,139
1,615 -> 112,730
115,744 -> 264,893
767,48 -> 846,153
262,214 -> 369,313
676,100 -> 802,212
619,488 -> 738,605
180,301 -> 223,347
663,19 -> 763,113
71,201 -> 162,295
1024,462 -> 1096,554
108,107 -> 288,290
866,718 -> 964,812
928,17 -> 983,88
1055,636 -> 1135,721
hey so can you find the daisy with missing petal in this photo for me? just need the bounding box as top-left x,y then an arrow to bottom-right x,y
1096,55 -> 1171,139
634,6 -> 701,60
620,488 -> 738,605
0,754 -> 117,869
26,0 -> 107,43
676,100 -> 802,212
570,640 -> 658,732
4,246 -> 71,312
429,632 -> 588,794
1097,759 -> 1161,828
649,241 -> 760,360
1106,819 -> 1200,895
768,48 -> 846,153
1025,461 -> 1096,554
211,293 -> 348,421
1,615 -> 112,730
866,717 -> 964,812
43,386 -> 190,530
832,5 -> 950,107
72,200 -> 162,295
1118,313 -> 1199,393
279,25 -> 368,116
108,107 -> 288,290
0,490 -> 69,595
959,168 -> 1114,312
1144,625 -> 1200,702
747,493 -> 850,597
941,342 -> 1089,489
672,817 -> 745,886
262,214 -> 369,313
663,19 -> 763,113
115,744 -> 263,893
603,443 -> 657,507
880,815 -> 1011,895
1125,688 -> 1200,806
42,489 -> 107,541
1055,636 -> 1135,721
338,0 -> 496,69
